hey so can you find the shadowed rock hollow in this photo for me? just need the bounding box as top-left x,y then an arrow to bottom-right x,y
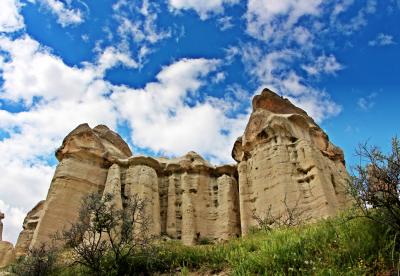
0,88 -> 351,267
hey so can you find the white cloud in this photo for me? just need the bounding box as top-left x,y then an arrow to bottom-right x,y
245,0 -> 322,42
39,0 -> 85,27
114,0 -> 171,45
96,46 -> 139,73
0,35 -> 98,105
168,0 -> 239,19
333,0 -> 377,36
0,35 -> 249,243
292,26 -> 312,46
217,16 -> 234,31
357,92 -> 377,110
0,35 -> 121,243
242,47 -> 341,122
0,200 -> 26,242
111,0 -> 171,64
368,33 -> 396,46
238,0 -> 378,122
0,0 -> 25,32
111,58 -> 248,160
302,55 -> 343,76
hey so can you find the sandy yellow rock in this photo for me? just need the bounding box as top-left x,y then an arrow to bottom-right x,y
0,241 -> 14,268
14,201 -> 45,257
233,88 -> 351,235
14,88 -> 352,253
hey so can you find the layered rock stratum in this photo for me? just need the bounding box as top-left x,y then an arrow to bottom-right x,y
0,89 -> 351,267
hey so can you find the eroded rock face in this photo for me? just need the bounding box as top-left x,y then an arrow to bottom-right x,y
0,212 -> 15,268
30,124 -> 132,249
99,152 -> 240,245
14,88 -> 351,253
15,201 -> 45,257
0,212 -> 3,242
0,241 -> 14,268
232,88 -> 350,235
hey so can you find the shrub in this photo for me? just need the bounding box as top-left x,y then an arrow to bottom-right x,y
60,192 -> 153,276
10,243 -> 59,276
349,137 -> 400,234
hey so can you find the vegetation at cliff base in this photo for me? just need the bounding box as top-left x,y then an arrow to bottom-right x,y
8,213 -> 397,275
8,137 -> 400,275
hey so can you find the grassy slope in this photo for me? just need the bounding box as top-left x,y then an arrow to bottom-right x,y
145,215 -> 397,275
34,214 -> 398,275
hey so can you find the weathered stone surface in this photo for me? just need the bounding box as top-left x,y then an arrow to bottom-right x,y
0,213 -> 15,268
30,124 -> 132,249
14,88 -> 351,252
0,212 -> 3,242
0,241 -> 14,268
233,88 -> 350,235
14,201 -> 45,257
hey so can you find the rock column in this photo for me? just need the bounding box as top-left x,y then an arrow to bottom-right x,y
0,211 -> 3,241
125,165 -> 161,236
217,175 -> 240,240
0,212 -> 16,268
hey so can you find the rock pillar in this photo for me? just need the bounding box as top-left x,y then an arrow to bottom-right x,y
0,211 -> 3,241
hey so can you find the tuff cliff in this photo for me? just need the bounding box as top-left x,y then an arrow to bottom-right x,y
233,89 -> 349,234
0,88 -> 351,266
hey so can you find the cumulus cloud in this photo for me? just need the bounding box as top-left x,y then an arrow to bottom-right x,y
217,16 -> 234,31
0,0 -> 24,32
245,0 -> 322,42
39,0 -> 85,27
0,34 -> 248,243
113,0 -> 171,44
241,47 -> 341,122
112,0 -> 171,64
96,46 -> 139,73
237,0 -> 380,122
368,33 -> 396,46
0,35 -> 97,105
0,35 -> 120,243
0,200 -> 26,242
111,58 -> 248,161
333,0 -> 377,35
168,0 -> 239,19
302,55 -> 344,76
357,92 -> 377,110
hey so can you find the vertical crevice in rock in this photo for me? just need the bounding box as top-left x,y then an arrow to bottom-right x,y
12,88 -> 353,255
238,161 -> 251,236
181,172 -> 196,245
216,175 -> 240,240
125,165 -> 161,236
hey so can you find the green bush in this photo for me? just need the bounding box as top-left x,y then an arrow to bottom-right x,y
10,244 -> 59,276
138,213 -> 397,275
15,213 -> 397,275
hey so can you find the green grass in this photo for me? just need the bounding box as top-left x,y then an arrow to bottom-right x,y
146,215 -> 397,275
13,214 -> 399,275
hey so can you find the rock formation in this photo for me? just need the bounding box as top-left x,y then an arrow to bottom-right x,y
0,88 -> 351,265
233,89 -> 350,234
0,212 -> 15,268
0,211 -> 3,242
14,201 -> 45,258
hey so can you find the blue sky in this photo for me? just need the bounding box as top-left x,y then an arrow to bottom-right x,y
0,0 -> 399,243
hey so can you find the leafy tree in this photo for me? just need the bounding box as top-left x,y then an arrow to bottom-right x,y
10,243 -> 59,276
253,194 -> 309,232
61,192 -> 153,275
349,137 -> 400,233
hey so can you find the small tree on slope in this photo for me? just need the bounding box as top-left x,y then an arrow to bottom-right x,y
61,192 -> 153,276
349,137 -> 400,234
